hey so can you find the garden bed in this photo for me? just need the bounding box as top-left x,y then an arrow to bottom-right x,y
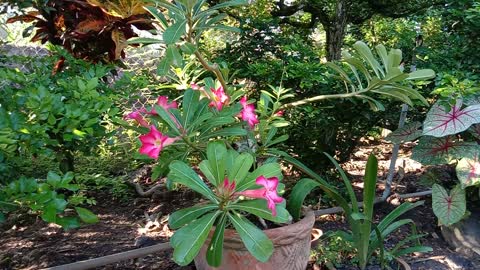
1,139 -> 478,270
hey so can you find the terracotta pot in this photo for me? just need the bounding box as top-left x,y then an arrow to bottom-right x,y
194,211 -> 316,270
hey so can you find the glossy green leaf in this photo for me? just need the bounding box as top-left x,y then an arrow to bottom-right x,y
228,211 -> 273,262
163,19 -> 187,44
232,199 -> 291,223
169,204 -> 218,229
206,141 -> 227,186
171,211 -> 220,266
287,178 -> 320,220
206,212 -> 227,267
227,153 -> 254,185
166,44 -> 183,67
236,163 -> 282,191
181,89 -> 200,129
168,161 -> 218,203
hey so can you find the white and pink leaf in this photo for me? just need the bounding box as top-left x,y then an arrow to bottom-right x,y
423,100 -> 480,137
411,136 -> 477,165
456,152 -> 480,189
385,121 -> 422,144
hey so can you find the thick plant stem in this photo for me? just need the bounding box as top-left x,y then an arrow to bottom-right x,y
280,90 -> 367,109
381,104 -> 409,201
193,50 -> 228,91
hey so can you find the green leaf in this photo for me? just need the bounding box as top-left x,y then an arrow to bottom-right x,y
236,163 -> 282,191
127,37 -> 163,45
324,153 -> 359,213
180,43 -> 197,54
363,154 -> 378,223
432,184 -> 466,226
231,199 -> 291,223
169,204 -> 218,229
75,207 -> 98,224
385,122 -> 423,144
163,19 -> 187,44
206,141 -> 227,186
199,160 -> 217,187
181,89 -> 200,129
407,69 -> 436,81
205,0 -> 247,11
56,216 -> 80,230
171,211 -> 220,266
228,211 -> 273,262
157,58 -> 172,76
47,171 -> 62,188
287,178 -> 320,221
168,161 -> 218,203
144,6 -> 168,29
0,212 -> 5,223
166,44 -> 183,67
206,212 -> 227,267
154,105 -> 181,135
227,153 -> 254,185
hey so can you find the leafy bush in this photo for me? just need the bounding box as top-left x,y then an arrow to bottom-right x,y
0,49 -> 126,174
0,171 -> 97,229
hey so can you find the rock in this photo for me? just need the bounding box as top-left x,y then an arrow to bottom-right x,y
441,208 -> 480,258
135,236 -> 157,248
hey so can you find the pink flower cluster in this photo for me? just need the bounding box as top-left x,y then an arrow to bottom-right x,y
124,96 -> 180,159
238,176 -> 284,216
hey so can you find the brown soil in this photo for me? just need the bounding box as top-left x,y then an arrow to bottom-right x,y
1,139 -> 479,270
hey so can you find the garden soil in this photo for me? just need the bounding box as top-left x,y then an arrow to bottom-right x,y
1,138 -> 479,270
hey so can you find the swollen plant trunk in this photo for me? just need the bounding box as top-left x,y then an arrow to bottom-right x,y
194,211 -> 315,270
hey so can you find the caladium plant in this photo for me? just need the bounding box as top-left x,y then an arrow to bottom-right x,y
390,97 -> 480,226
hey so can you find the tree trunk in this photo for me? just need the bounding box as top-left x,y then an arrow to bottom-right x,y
325,0 -> 347,61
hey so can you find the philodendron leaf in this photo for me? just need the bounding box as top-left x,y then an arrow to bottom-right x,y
423,100 -> 480,137
171,211 -> 220,266
385,121 -> 423,144
456,153 -> 480,189
228,211 -> 274,262
432,184 -> 466,226
411,136 -> 478,165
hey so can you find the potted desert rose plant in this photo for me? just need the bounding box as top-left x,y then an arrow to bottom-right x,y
120,0 -> 437,268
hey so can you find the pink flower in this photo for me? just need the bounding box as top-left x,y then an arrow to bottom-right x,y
124,109 -> 149,127
147,96 -> 178,115
237,176 -> 284,216
209,86 -> 229,111
274,110 -> 284,117
139,125 -> 178,159
239,96 -> 259,128
190,82 -> 201,90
